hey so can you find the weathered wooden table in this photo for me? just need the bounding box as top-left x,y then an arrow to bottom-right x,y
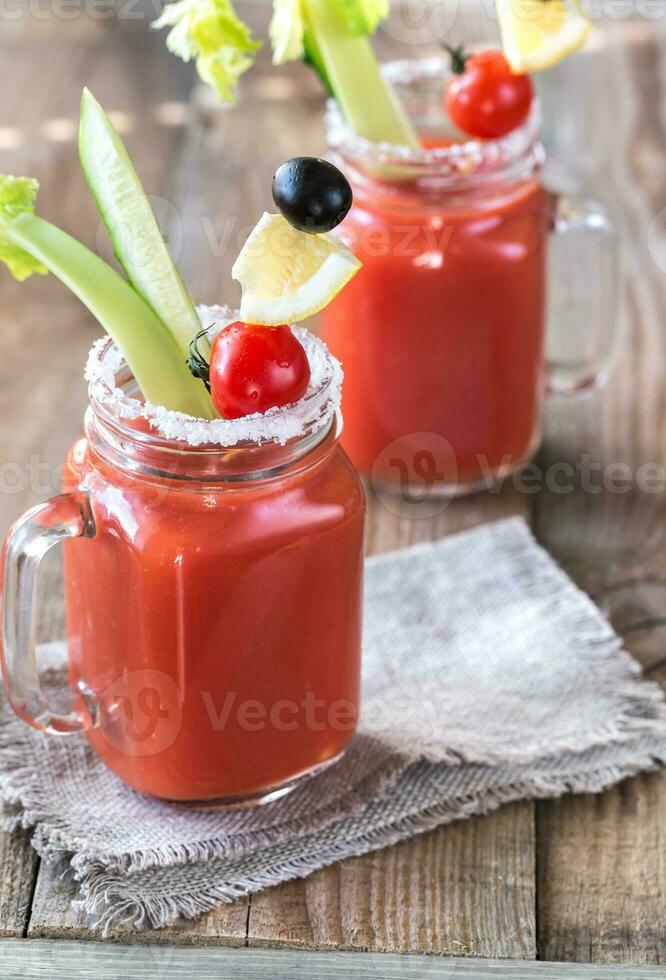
1,5 -> 666,976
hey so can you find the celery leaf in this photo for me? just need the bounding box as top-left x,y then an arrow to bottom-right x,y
269,0 -> 305,64
0,176 -> 48,281
153,0 -> 261,102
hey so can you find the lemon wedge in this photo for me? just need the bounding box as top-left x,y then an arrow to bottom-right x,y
232,212 -> 361,325
496,0 -> 591,74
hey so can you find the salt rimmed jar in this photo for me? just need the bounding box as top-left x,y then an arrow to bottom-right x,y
1,314 -> 365,806
320,58 -> 617,495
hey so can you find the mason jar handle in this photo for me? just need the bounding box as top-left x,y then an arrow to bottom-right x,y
546,193 -> 618,396
1,493 -> 96,735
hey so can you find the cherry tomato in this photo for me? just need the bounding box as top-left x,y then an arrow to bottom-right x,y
209,321 -> 311,419
444,48 -> 533,140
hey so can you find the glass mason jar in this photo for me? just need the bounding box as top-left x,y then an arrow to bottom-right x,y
319,58 -> 617,494
1,325 -> 365,806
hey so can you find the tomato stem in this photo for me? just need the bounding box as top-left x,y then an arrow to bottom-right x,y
187,330 -> 211,393
443,43 -> 468,75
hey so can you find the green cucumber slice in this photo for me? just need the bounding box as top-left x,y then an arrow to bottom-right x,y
78,88 -> 202,362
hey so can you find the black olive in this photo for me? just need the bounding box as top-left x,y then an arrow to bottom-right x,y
272,157 -> 352,234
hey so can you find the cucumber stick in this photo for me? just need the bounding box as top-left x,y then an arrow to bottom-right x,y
8,212 -> 215,418
78,88 -> 202,363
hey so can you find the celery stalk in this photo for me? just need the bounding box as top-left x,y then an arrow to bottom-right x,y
302,25 -> 332,95
0,185 -> 216,418
300,0 -> 418,147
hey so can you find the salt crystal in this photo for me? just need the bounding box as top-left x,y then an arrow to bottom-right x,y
85,305 -> 343,448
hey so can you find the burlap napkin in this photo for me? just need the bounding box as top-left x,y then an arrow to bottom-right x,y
2,517 -> 665,934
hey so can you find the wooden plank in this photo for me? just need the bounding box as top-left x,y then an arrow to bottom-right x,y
536,772 -> 666,965
248,798 -> 535,956
0,832 -> 38,938
1,940 -> 666,980
26,861 -> 249,947
533,18 -> 666,965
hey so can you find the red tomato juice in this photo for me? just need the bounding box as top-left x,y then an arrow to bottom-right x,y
320,168 -> 551,489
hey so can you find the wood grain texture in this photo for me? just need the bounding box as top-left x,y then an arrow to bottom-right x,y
3,940 -> 666,980
27,861 -> 249,946
536,773 -> 666,965
0,832 -> 38,938
532,19 -> 666,966
248,797 -> 535,956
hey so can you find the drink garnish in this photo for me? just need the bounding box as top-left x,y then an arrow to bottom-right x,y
1,101 -> 359,426
444,47 -> 534,140
272,157 -> 352,234
151,0 -> 261,102
207,321 -> 311,418
269,0 -> 418,146
496,0 -> 591,74
154,0 -> 419,147
0,173 -> 215,417
187,322 -> 310,418
231,210 -> 360,326
183,157 -> 358,418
